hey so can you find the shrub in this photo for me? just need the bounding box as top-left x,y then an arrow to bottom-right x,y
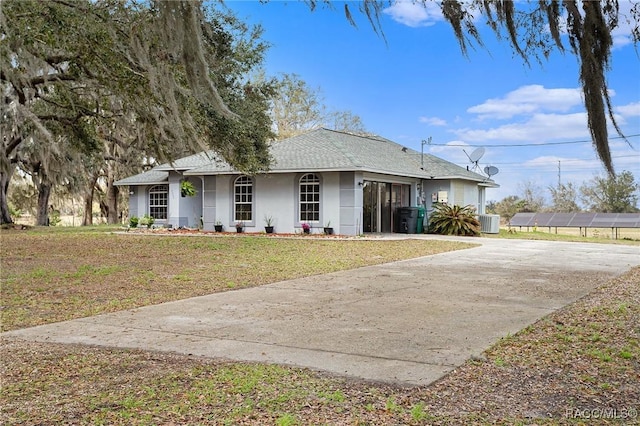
428,204 -> 480,236
49,209 -> 61,226
139,214 -> 155,228
129,216 -> 139,228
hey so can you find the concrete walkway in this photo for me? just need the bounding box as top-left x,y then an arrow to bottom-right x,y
4,237 -> 639,386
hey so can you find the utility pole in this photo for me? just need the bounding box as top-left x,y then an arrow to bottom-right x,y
558,160 -> 561,187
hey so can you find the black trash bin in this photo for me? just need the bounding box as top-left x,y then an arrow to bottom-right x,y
396,207 -> 420,234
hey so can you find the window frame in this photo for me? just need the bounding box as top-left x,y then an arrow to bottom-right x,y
148,184 -> 168,220
298,173 -> 321,223
233,175 -> 254,223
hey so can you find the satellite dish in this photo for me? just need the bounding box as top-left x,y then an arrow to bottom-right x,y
463,147 -> 485,172
484,165 -> 499,177
468,147 -> 485,163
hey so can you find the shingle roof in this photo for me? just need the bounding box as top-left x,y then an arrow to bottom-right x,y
186,128 -> 496,185
154,151 -> 219,171
116,128 -> 498,187
114,169 -> 168,186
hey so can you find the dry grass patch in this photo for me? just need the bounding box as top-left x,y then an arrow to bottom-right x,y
0,228 -> 472,331
491,228 -> 640,245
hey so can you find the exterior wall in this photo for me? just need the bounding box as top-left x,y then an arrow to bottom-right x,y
126,173 -> 489,235
452,181 -> 465,206
421,179 -> 484,221
459,180 -> 482,212
166,172 -> 202,228
202,176 -> 217,231
126,185 -> 163,224
255,173 -> 295,232
216,175 -> 234,229
322,172 -> 341,231
179,177 -> 203,228
463,182 -> 479,212
477,187 -> 486,214
127,187 -> 141,219
362,172 -> 417,189
199,171 -> 346,235
339,171 -> 363,235
422,180 -> 451,217
167,172 -> 181,227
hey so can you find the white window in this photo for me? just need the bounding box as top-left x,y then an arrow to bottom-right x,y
149,185 -> 168,219
234,176 -> 253,221
299,173 -> 320,222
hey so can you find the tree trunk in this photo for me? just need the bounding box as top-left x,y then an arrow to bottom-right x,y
82,190 -> 94,226
99,199 -> 108,222
82,174 -> 99,226
105,167 -> 119,224
36,182 -> 52,226
0,168 -> 14,224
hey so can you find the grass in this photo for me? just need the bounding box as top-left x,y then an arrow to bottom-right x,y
1,226 -> 639,425
0,227 -> 472,332
491,227 -> 640,245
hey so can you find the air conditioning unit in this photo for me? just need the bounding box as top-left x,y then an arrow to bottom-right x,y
478,214 -> 500,234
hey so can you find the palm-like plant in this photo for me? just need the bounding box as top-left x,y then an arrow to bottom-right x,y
428,204 -> 480,236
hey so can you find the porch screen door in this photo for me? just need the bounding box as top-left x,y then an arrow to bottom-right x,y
363,181 -> 411,233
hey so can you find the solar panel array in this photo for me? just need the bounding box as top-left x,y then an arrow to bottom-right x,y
510,212 -> 640,228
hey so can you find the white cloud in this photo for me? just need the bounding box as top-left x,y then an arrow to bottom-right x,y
616,101 -> 640,117
467,85 -> 583,120
522,155 -> 597,170
383,1 -> 443,27
419,116 -> 447,126
612,34 -> 633,49
456,95 -> 638,145
455,112 -> 589,142
614,155 -> 640,173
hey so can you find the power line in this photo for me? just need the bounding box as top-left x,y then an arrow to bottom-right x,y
488,153 -> 640,165
462,153 -> 639,175
427,133 -> 640,147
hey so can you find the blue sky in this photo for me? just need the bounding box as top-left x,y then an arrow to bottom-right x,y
222,1 -> 640,203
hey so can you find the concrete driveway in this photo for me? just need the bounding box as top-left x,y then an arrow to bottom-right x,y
4,237 -> 639,386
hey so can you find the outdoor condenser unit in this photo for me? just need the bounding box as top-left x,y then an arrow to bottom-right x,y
478,214 -> 500,234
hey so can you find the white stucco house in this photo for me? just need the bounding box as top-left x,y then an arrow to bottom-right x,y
115,128 -> 498,235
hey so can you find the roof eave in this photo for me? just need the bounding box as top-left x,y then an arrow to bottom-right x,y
184,167 -> 498,185
479,181 -> 500,188
114,180 -> 168,186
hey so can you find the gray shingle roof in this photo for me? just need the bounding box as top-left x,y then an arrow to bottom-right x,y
114,169 -> 168,186
186,128 -> 496,185
155,151 -> 220,171
116,128 -> 497,187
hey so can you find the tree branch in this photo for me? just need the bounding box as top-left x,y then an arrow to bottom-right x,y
4,135 -> 23,157
28,72 -> 77,87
